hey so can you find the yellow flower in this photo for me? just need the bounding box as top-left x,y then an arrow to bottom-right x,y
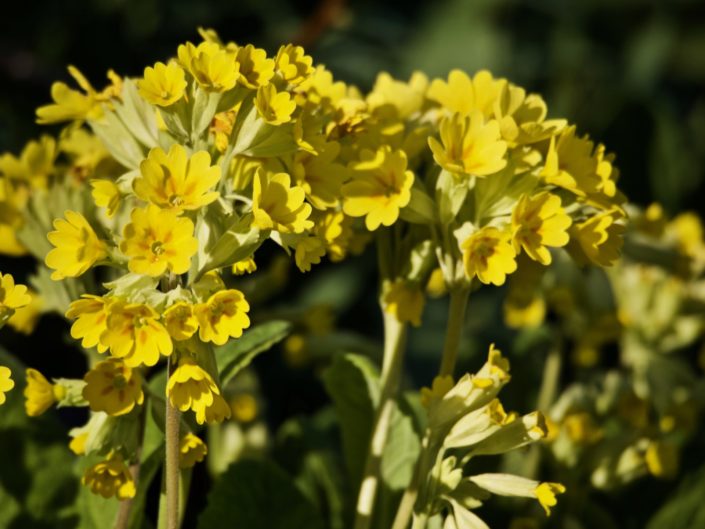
534,482 -> 566,516
236,44 -> 275,88
540,126 -> 600,197
7,291 -> 42,334
461,227 -> 517,286
383,280 -> 425,327
134,144 -> 221,212
82,452 -> 136,500
252,170 -> 313,234
194,393 -> 232,425
426,268 -> 447,298
66,295 -> 111,353
292,142 -> 344,210
180,433 -> 208,468
420,375 -> 454,408
0,272 -> 32,325
178,41 -> 239,92
511,192 -> 571,265
313,210 -> 353,262
255,83 -> 296,125
428,111 -> 507,177
275,44 -> 314,85
427,69 -> 504,116
230,393 -> 258,422
194,289 -> 250,345
0,366 -> 14,405
232,256 -> 257,275
24,368 -> 64,416
295,237 -> 326,272
138,61 -> 187,106
101,301 -> 173,367
0,134 -> 56,188
645,440 -> 678,478
90,179 -> 121,217
83,358 -> 144,416
367,71 -> 428,119
167,357 -> 219,412
36,66 -> 106,124
568,209 -> 625,267
46,211 -> 108,280
342,146 -> 414,231
164,302 -> 198,341
69,432 -> 88,455
120,205 -> 198,277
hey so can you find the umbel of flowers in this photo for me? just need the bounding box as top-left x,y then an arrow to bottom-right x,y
0,26 -> 627,529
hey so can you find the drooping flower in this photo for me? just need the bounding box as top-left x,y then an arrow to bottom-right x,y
167,356 -> 219,413
120,205 -> 198,277
511,192 -> 572,265
251,170 -> 313,233
294,237 -> 326,272
255,84 -> 296,125
291,142 -> 345,210
24,368 -> 65,416
0,272 -> 32,325
383,279 -> 425,327
164,302 -> 198,341
100,301 -> 173,367
46,211 -> 108,280
342,146 -> 414,231
180,433 -> 208,468
275,44 -> 314,85
232,256 -> 257,275
65,295 -> 111,353
461,227 -> 517,286
0,366 -> 14,405
428,111 -> 507,178
137,61 -> 187,107
90,180 -> 121,217
134,145 -> 221,212
194,289 -> 250,345
427,69 -> 505,117
567,209 -> 625,267
177,41 -> 239,92
236,44 -> 275,89
534,482 -> 567,516
82,452 -> 136,500
83,358 -> 144,416
194,392 -> 232,425
468,474 -> 565,516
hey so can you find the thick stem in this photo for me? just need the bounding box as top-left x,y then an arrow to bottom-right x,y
353,309 -> 407,529
165,356 -> 181,529
114,461 -> 141,529
438,288 -> 470,377
411,512 -> 429,529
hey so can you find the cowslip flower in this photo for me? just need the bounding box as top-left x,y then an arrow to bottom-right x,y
164,302 -> 198,341
427,69 -> 504,117
0,272 -> 32,324
36,66 -> 106,124
428,111 -> 507,178
137,61 -> 187,107
24,368 -> 65,416
82,452 -> 136,500
120,205 -> 198,276
101,301 -> 173,367
468,474 -> 565,516
90,180 -> 121,217
232,257 -> 257,275
540,126 -> 600,197
0,366 -> 14,405
252,170 -> 313,233
568,209 -> 625,267
83,358 -> 144,416
382,280 -> 425,327
134,144 -> 221,212
6,291 -> 42,335
511,192 -> 572,265
65,295 -> 111,352
194,289 -> 250,345
194,393 -> 232,425
180,432 -> 208,468
294,237 -> 326,272
46,211 -> 108,280
255,84 -> 296,125
292,142 -> 344,210
167,357 -> 219,412
461,227 -> 517,286
275,44 -> 313,85
236,44 -> 275,89
177,41 -> 239,92
342,146 -> 414,231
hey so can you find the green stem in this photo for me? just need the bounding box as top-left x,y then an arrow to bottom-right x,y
411,512 -> 429,529
164,356 -> 181,529
391,431 -> 431,529
438,288 -> 470,377
353,309 -> 408,529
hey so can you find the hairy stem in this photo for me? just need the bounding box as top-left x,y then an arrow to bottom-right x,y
164,355 -> 181,529
353,309 -> 407,529
438,288 -> 470,377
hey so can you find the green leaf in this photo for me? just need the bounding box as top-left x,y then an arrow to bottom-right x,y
436,169 -> 468,225
190,88 -> 221,140
381,402 -> 421,490
217,320 -> 292,385
400,186 -> 436,224
321,353 -> 380,489
197,459 -> 325,529
89,110 -> 146,169
646,463 -> 705,529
